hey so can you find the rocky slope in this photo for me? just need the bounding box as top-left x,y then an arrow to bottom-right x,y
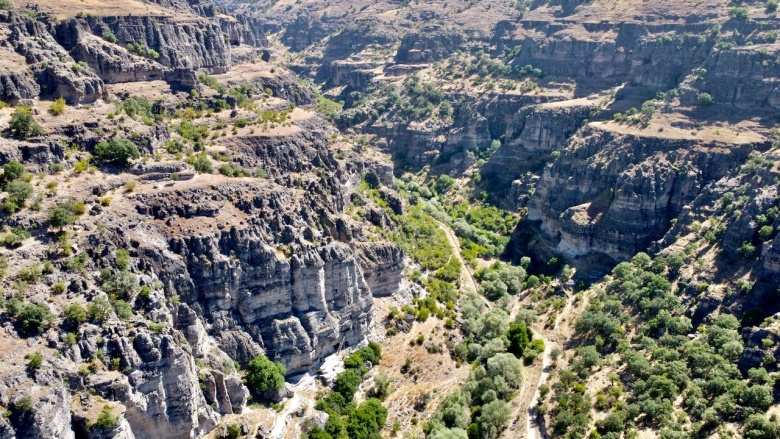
0,0 -> 410,437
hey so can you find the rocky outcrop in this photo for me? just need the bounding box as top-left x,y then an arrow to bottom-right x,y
281,16 -> 329,52
355,242 -> 405,298
0,10 -> 106,103
524,123 -> 762,261
483,100 -> 593,207
395,28 -> 464,63
0,51 -> 39,104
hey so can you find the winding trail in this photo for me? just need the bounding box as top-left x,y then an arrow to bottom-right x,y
434,220 -> 480,296
434,219 -> 576,439
520,289 -> 575,439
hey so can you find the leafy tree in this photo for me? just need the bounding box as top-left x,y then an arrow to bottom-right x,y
2,161 -> 25,184
93,139 -> 141,166
47,206 -> 75,231
9,107 -> 44,138
697,93 -> 714,106
244,355 -> 286,396
434,174 -> 456,194
477,399 -> 511,439
16,302 -> 52,334
4,180 -> 33,212
486,353 -> 523,391
507,322 -> 532,357
346,398 -> 387,439
335,369 -> 362,400
193,154 -> 213,173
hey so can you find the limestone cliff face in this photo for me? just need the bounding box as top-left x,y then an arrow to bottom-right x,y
524,124 -> 762,261
0,0 -> 268,103
0,10 -> 106,104
482,100 -> 593,208
395,28 -> 464,63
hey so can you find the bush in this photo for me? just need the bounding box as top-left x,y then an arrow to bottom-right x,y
434,174 -> 456,194
15,302 -> 52,335
26,352 -> 43,370
113,300 -> 132,321
738,241 -> 757,258
2,160 -> 26,183
5,180 -> 33,210
93,139 -> 141,166
63,304 -> 87,327
90,406 -> 119,430
244,355 -> 286,396
48,206 -> 76,231
346,398 -> 388,439
335,369 -> 363,400
9,107 -> 44,138
49,97 -> 67,116
768,0 -> 779,13
87,298 -> 113,322
193,154 -> 213,173
729,7 -> 749,20
697,93 -> 714,107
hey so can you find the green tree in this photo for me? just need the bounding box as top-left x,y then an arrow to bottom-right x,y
5,180 -> 33,212
87,297 -> 113,322
9,107 -> 44,138
434,174 -> 456,194
697,93 -> 714,106
47,206 -> 75,231
335,369 -> 362,400
93,139 -> 141,166
2,160 -> 25,183
244,355 -> 286,396
16,302 -> 52,334
346,398 -> 387,439
507,322 -> 532,357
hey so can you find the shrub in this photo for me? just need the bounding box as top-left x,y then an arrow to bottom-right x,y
768,0 -> 779,13
738,241 -> 757,258
16,302 -> 52,334
759,225 -> 774,241
49,97 -> 67,116
6,180 -> 33,210
2,160 -> 26,183
93,139 -> 141,166
244,355 -> 286,396
90,406 -> 119,430
63,304 -> 87,327
113,300 -> 132,320
48,206 -> 76,231
697,92 -> 714,106
101,26 -> 117,43
87,298 -> 113,322
26,352 -> 43,369
346,398 -> 388,439
335,369 -> 363,400
729,7 -> 749,20
193,154 -> 213,173
434,174 -> 456,194
9,107 -> 44,138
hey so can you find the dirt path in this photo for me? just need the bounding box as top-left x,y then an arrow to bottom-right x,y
435,220 -> 479,295
522,290 -> 575,439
